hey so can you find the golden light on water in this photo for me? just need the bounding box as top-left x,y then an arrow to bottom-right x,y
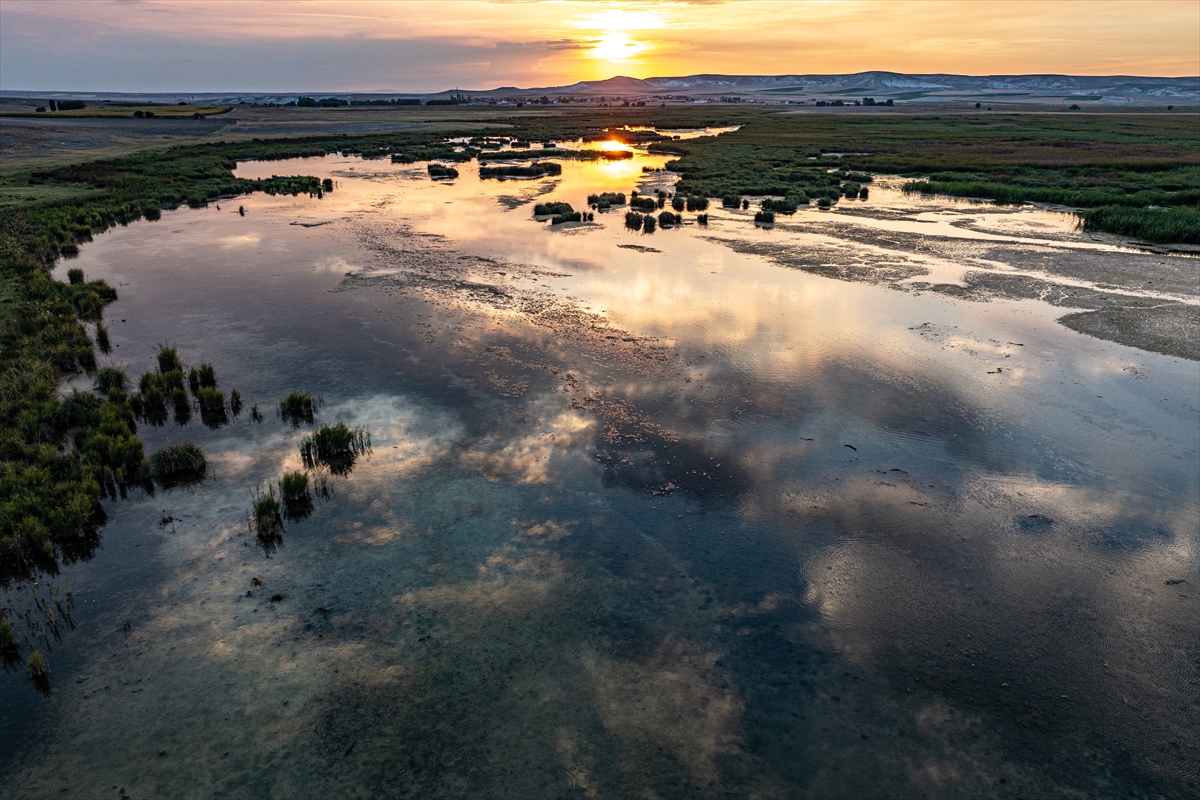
598,140 -> 630,151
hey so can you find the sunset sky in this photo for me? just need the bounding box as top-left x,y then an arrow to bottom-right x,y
1,0 -> 1197,93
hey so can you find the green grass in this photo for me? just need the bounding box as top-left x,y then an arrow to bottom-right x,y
1080,206 -> 1200,244
650,110 -> 1199,243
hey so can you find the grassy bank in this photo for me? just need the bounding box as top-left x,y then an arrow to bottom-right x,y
651,111 -> 1200,243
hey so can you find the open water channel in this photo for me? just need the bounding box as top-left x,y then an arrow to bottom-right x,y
1,131 -> 1197,799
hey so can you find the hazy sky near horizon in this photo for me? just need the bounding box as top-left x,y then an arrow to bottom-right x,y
1,0 -> 1197,93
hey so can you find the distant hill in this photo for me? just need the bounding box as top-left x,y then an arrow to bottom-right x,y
518,72 -> 1199,104
3,71 -> 1196,107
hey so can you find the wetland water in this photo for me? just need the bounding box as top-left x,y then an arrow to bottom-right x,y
2,134 -> 1198,799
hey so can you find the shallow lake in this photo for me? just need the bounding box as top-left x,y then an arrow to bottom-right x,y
2,133 -> 1197,799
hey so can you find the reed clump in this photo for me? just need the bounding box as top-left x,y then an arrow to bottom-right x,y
533,202 -> 574,216
551,212 -> 584,225
479,162 -> 562,179
93,367 -> 128,394
625,211 -> 644,229
150,442 -> 206,485
95,324 -> 111,353
427,163 -> 459,179
279,392 -> 315,426
252,484 -> 283,537
642,215 -> 657,233
300,422 -> 371,475
279,470 -> 309,501
587,193 -> 626,207
755,210 -> 776,224
686,196 -> 710,211
154,344 -> 181,375
658,211 -> 681,227
188,362 -> 216,394
196,386 -> 225,412
631,197 -> 657,212
761,198 -> 799,214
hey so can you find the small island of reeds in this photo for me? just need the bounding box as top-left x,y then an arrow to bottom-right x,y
478,162 -> 562,179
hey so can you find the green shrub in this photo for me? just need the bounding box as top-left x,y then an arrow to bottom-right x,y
631,197 -> 656,211
658,211 -> 681,227
722,195 -> 741,208
686,196 -> 709,211
755,210 -> 776,224
697,213 -> 708,225
642,215 -> 657,233
551,212 -> 583,224
625,211 -> 644,229
842,182 -> 861,198
671,197 -> 685,211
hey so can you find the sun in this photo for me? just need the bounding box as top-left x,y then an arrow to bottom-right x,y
589,32 -> 648,62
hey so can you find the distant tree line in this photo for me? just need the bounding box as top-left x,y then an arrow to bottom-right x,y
350,98 -> 422,106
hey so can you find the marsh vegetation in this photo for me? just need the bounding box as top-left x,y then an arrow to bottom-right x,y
149,442 -> 206,487
478,162 -> 562,179
279,393 -> 316,427
299,422 -> 371,476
